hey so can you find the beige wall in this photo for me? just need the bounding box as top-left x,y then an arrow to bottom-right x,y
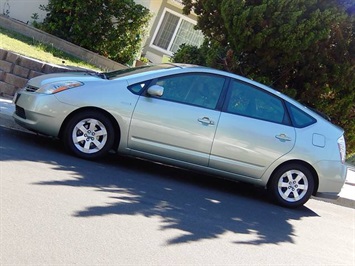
142,0 -> 199,63
2,0 -> 48,23
135,0 -> 162,11
135,0 -> 162,26
134,0 -> 163,62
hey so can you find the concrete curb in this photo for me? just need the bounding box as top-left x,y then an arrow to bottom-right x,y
1,97 -> 354,209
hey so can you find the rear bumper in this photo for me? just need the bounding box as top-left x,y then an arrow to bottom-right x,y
314,192 -> 339,200
315,160 -> 347,193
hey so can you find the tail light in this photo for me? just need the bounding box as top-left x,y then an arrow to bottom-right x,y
337,135 -> 346,164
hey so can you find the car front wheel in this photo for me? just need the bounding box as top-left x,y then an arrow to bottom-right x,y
63,111 -> 114,159
268,164 -> 315,208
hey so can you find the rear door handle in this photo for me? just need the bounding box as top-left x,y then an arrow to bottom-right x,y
198,117 -> 215,125
275,134 -> 292,142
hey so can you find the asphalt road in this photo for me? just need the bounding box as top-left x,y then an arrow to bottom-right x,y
1,121 -> 354,265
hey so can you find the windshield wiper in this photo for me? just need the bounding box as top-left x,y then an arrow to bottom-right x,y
86,71 -> 108,80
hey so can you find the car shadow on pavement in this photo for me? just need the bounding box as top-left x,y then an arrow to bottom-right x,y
1,127 -> 319,246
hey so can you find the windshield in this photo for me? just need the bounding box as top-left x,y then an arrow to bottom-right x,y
103,64 -> 178,80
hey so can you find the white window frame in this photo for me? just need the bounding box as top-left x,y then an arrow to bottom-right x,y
150,8 -> 201,56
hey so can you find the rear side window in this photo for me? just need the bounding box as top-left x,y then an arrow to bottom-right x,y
225,79 -> 288,124
287,103 -> 316,128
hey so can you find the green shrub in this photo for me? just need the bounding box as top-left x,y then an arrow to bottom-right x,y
37,0 -> 151,65
347,153 -> 355,166
172,44 -> 206,66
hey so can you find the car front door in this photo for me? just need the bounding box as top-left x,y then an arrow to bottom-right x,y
210,79 -> 296,179
128,73 -> 226,166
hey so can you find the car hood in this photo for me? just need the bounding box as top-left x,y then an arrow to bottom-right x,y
27,72 -> 104,88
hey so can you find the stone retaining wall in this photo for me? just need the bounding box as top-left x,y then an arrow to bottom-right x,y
0,49 -> 86,98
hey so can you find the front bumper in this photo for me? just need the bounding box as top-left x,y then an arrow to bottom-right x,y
13,91 -> 76,137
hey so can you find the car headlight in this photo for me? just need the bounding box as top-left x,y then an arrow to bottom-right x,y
36,81 -> 84,94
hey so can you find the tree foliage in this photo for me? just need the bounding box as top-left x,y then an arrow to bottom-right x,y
38,0 -> 151,65
171,44 -> 206,65
175,0 -> 355,153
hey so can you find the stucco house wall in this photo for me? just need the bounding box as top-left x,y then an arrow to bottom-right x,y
2,0 -> 48,23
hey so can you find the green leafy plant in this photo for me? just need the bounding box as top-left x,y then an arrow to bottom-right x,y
172,43 -> 206,66
139,56 -> 149,63
37,0 -> 151,65
31,13 -> 40,27
347,152 -> 355,165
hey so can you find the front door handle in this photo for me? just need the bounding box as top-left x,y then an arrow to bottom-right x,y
275,134 -> 292,142
198,117 -> 215,125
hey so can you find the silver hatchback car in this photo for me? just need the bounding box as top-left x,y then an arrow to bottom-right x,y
13,64 -> 347,208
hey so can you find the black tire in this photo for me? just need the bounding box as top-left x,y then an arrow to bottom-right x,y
63,111 -> 115,159
268,163 -> 315,208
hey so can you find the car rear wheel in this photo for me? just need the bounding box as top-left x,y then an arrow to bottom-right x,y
63,111 -> 114,159
268,164 -> 314,208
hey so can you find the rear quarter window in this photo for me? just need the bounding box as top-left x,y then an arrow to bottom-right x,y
287,103 -> 316,128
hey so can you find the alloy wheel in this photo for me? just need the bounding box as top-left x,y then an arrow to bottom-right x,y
72,118 -> 108,154
277,169 -> 309,203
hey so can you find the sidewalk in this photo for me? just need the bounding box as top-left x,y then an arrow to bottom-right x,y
1,97 -> 354,208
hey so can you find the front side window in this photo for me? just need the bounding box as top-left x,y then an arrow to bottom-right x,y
152,10 -> 204,54
226,80 -> 287,124
153,73 -> 225,109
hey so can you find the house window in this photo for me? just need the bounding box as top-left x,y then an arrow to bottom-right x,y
152,9 -> 204,54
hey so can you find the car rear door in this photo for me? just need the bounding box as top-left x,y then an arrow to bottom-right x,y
209,79 -> 296,179
128,73 -> 226,166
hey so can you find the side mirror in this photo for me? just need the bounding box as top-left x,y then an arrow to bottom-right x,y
147,85 -> 164,97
